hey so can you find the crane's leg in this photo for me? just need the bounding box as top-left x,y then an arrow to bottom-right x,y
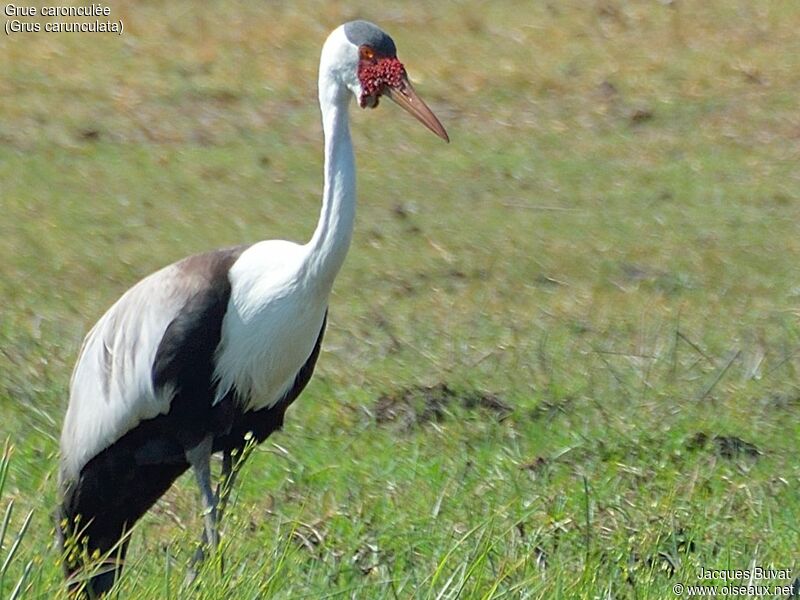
185,443 -> 250,585
188,436 -> 219,550
185,436 -> 218,584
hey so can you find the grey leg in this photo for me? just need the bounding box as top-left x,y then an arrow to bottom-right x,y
185,443 -> 249,584
187,436 -> 219,550
185,436 -> 217,583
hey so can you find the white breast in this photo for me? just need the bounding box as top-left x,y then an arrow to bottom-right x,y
213,240 -> 328,411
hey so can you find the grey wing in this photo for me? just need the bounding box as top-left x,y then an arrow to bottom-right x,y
59,246 -> 246,483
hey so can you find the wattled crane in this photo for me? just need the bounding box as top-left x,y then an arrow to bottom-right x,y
57,19 -> 448,596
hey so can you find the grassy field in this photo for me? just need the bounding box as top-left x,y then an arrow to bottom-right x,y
1,0 -> 800,597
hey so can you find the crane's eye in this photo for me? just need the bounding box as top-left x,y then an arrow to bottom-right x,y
359,46 -> 375,61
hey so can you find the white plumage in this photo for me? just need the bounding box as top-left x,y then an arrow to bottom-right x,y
62,262 -> 187,482
213,240 -> 330,410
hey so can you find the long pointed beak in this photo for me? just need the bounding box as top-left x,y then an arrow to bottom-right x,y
386,75 -> 449,143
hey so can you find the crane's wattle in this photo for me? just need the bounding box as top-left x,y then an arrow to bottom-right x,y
358,57 -> 406,108
357,56 -> 449,142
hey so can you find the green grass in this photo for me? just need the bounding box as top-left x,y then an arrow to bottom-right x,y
1,0 -> 799,597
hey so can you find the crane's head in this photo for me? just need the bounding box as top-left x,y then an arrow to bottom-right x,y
321,20 -> 449,142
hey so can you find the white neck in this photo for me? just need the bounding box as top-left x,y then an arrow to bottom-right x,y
304,66 -> 356,293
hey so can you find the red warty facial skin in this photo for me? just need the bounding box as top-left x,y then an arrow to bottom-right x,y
358,57 -> 405,107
